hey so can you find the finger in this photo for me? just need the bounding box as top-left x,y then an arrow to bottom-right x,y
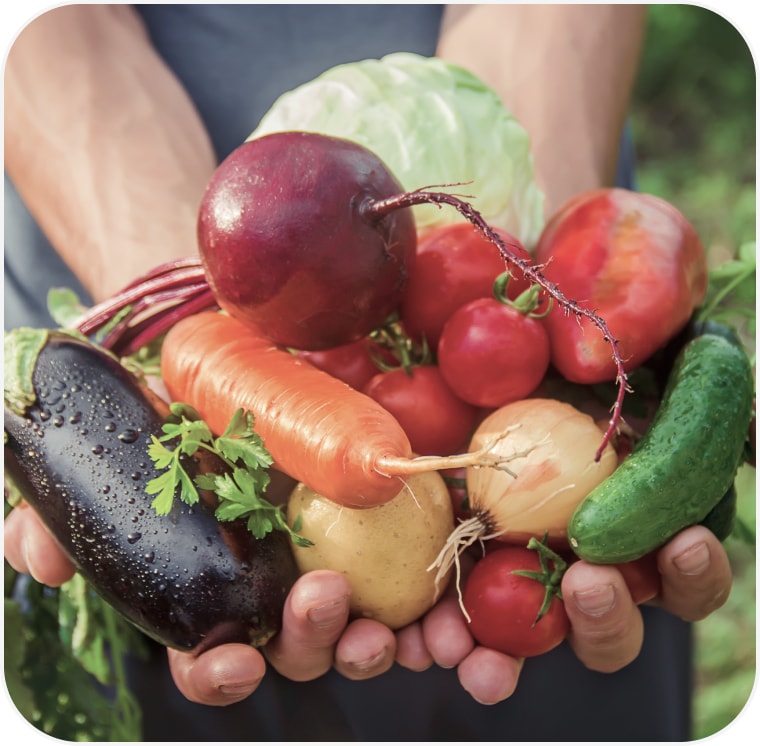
421,594 -> 475,668
395,621 -> 433,672
167,643 -> 266,706
457,647 -> 523,705
657,525 -> 732,621
334,618 -> 396,680
264,569 -> 351,681
563,560 -> 643,673
4,504 -> 75,586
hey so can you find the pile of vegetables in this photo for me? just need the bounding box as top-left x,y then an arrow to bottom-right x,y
4,54 -> 755,739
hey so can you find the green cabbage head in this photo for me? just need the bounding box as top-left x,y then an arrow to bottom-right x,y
248,53 -> 545,248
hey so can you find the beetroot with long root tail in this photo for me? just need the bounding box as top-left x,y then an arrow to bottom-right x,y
73,130 -> 629,458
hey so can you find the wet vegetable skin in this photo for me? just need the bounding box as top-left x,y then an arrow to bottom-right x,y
4,332 -> 298,651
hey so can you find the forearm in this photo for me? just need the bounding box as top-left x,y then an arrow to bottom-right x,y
437,4 -> 647,218
4,5 -> 217,301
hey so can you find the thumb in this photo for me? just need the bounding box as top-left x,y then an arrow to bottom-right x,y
264,569 -> 352,681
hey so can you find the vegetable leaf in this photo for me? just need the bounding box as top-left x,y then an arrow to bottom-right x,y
145,439 -> 200,514
217,409 -> 274,472
146,404 -> 310,544
697,241 -> 756,337
213,469 -> 312,546
47,287 -> 89,328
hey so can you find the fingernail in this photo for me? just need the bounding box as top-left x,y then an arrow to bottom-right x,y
573,584 -> 616,616
219,681 -> 259,698
307,595 -> 349,627
673,542 -> 710,576
347,648 -> 388,673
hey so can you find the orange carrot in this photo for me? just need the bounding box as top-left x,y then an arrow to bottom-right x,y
161,312 -> 504,508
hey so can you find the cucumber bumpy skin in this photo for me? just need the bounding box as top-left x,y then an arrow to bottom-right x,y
568,333 -> 754,564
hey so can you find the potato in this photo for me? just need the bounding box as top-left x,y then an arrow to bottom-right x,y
286,472 -> 455,629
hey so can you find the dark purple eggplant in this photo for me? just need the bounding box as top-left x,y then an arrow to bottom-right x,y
4,331 -> 298,651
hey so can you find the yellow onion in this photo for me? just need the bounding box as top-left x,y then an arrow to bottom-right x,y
467,398 -> 618,546
429,398 -> 617,593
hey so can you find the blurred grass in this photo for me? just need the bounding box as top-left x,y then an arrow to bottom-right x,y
630,5 -> 756,740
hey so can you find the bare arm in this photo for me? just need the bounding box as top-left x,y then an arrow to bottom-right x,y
4,4 -> 217,301
437,4 -> 647,218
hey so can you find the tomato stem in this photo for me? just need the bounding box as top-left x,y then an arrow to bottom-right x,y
511,535 -> 568,624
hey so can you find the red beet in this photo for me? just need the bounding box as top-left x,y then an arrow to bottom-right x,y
197,131 -> 416,350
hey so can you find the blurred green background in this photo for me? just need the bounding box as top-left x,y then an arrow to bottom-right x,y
630,4 -> 756,740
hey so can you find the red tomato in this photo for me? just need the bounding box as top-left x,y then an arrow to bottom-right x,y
297,338 -> 383,391
614,552 -> 661,605
362,365 -> 478,456
534,188 -> 708,384
437,297 -> 550,408
400,223 -> 534,349
440,466 -> 471,522
463,546 -> 570,658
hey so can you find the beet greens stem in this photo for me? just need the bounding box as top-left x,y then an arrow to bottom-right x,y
366,188 -> 630,461
74,263 -> 208,336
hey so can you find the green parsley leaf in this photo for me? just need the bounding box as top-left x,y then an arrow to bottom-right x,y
146,404 -> 310,545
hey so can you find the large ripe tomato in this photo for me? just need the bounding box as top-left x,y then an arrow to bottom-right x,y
463,545 -> 570,658
362,365 -> 478,456
400,222 -> 534,349
534,188 -> 708,384
437,296 -> 550,408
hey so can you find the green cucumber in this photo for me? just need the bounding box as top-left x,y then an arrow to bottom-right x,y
568,333 -> 754,564
699,485 -> 737,542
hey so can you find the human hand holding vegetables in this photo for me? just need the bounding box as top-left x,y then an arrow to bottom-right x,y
4,507 -> 732,705
3,1 -> 737,714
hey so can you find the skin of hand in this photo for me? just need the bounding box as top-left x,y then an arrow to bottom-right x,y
4,506 -> 733,706
436,3 -> 647,219
2,2 -> 734,710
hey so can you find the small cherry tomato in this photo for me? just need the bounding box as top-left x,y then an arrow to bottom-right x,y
297,338 -> 384,391
400,223 -> 534,349
463,545 -> 570,658
614,552 -> 661,605
437,295 -> 550,408
362,365 -> 478,456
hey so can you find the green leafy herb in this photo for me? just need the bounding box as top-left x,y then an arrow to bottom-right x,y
47,287 -> 89,328
697,241 -> 756,338
5,570 -> 146,741
146,403 -> 311,546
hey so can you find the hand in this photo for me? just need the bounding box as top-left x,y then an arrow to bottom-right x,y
168,569 -> 398,705
4,501 -> 76,586
395,523 -> 733,704
561,524 -> 732,673
5,507 -> 733,707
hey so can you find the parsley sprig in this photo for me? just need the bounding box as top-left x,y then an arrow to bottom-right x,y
146,403 -> 311,546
